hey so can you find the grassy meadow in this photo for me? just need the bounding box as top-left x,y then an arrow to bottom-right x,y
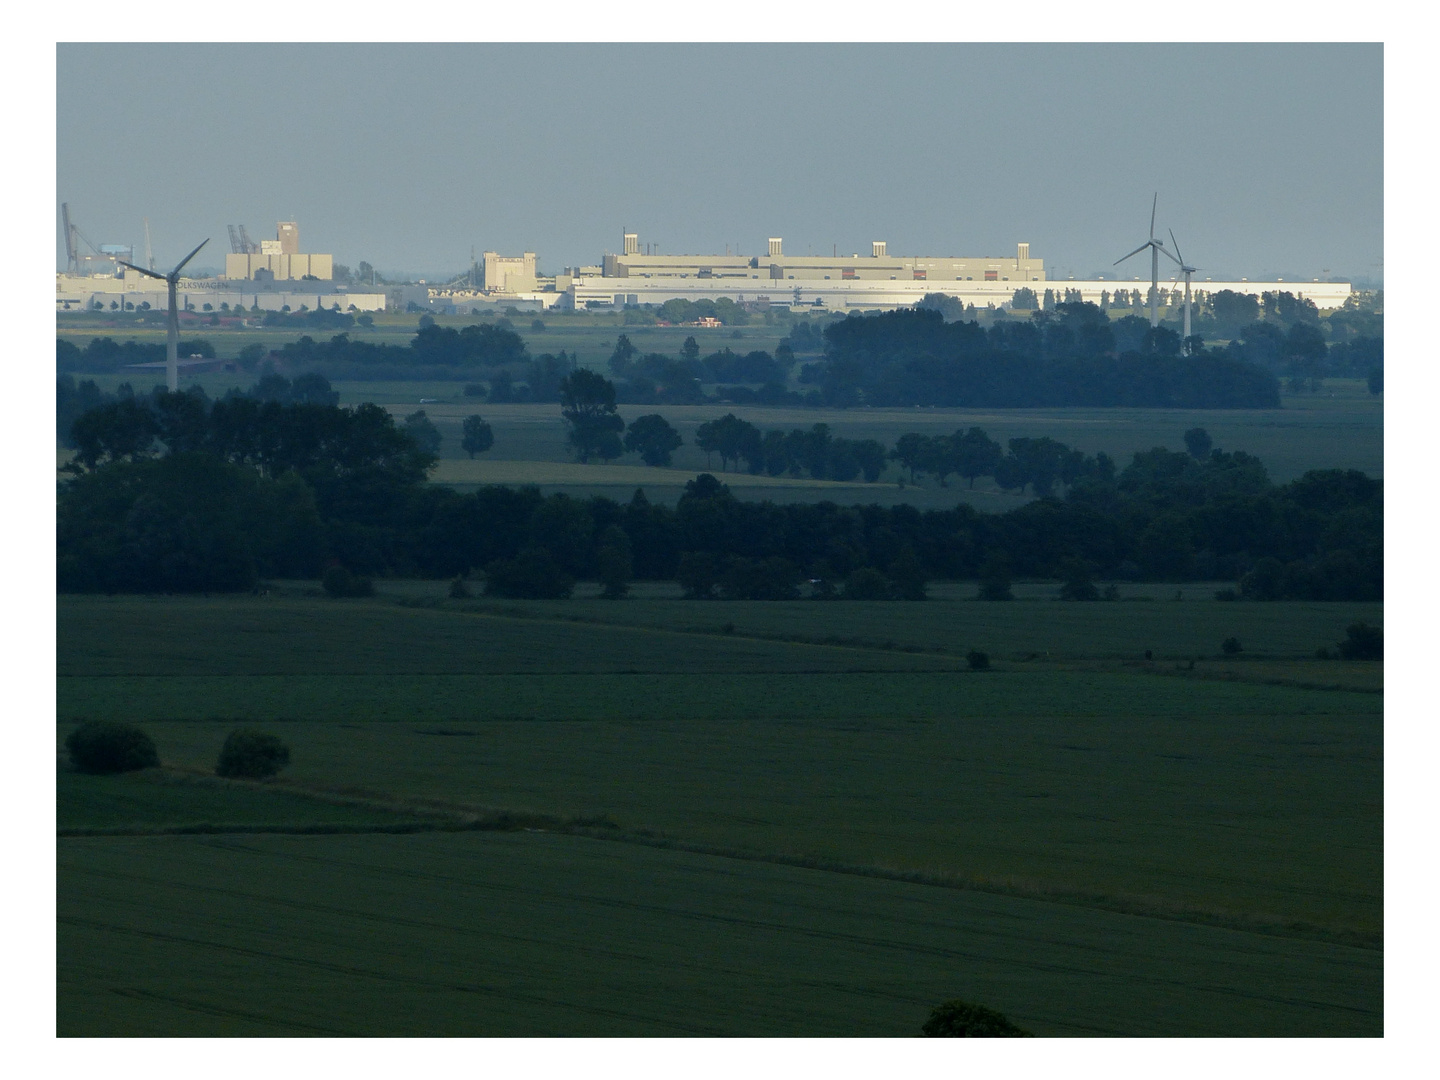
57,589 -> 1381,1036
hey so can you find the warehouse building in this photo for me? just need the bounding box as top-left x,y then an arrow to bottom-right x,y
562,232 -> 1350,311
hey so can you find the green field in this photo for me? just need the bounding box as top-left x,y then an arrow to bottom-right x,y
58,831 -> 1380,1037
57,590 -> 1381,1036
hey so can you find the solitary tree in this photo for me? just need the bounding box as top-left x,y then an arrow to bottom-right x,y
404,410 -> 442,456
1183,427 -> 1213,460
623,413 -> 683,466
922,999 -> 1031,1037
461,414 -> 494,458
608,334 -> 637,376
560,369 -> 624,462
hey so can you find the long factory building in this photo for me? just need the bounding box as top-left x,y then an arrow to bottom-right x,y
554,233 -> 1351,311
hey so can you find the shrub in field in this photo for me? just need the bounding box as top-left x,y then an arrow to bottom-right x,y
448,575 -> 471,599
65,721 -> 159,774
322,565 -> 374,598
1222,637 -> 1243,655
1338,622 -> 1383,660
967,650 -> 990,671
1058,559 -> 1099,601
216,729 -> 291,779
977,574 -> 1013,601
921,999 -> 1031,1037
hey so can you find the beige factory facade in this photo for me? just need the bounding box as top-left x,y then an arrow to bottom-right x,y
596,234 -> 1046,285
559,233 -> 1350,311
225,221 -> 334,282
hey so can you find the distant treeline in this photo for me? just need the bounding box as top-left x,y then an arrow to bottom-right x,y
59,289 -> 1384,409
806,306 -> 1280,408
58,392 -> 1380,600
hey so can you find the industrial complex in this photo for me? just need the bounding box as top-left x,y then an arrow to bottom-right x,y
57,216 -> 1355,317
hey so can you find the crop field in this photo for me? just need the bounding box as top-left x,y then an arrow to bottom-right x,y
58,831 -> 1380,1037
57,590 -> 1382,1035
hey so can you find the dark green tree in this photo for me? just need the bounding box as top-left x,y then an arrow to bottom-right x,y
461,414 -> 494,458
404,410 -> 443,456
1058,558 -> 1100,601
608,333 -> 638,376
1338,622 -> 1382,660
921,999 -> 1031,1037
1183,427 -> 1213,460
623,414 -> 683,466
889,432 -> 929,484
560,369 -> 625,463
66,721 -> 159,774
977,558 -> 1013,601
1011,287 -> 1038,310
953,427 -> 1003,488
65,398 -> 160,471
216,729 -> 291,779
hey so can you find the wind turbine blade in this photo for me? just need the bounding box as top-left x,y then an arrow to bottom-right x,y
1150,193 -> 1157,240
1114,243 -> 1149,266
1168,229 -> 1184,266
116,259 -> 166,281
1159,245 -> 1182,267
170,238 -> 209,277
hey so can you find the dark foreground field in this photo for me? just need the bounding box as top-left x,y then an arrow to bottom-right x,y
56,590 -> 1382,1036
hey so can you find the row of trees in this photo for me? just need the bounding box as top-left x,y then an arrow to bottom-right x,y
809,306 -> 1281,409
58,385 -> 1380,600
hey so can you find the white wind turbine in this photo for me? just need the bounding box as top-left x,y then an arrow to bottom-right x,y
1113,193 -> 1168,328
118,238 -> 209,392
1162,229 -> 1200,344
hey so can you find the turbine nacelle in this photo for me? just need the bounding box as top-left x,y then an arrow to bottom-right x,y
115,237 -> 208,392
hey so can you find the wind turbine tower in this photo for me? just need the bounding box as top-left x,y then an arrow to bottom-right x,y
1114,194 -> 1169,329
1163,230 -> 1199,343
118,239 -> 209,392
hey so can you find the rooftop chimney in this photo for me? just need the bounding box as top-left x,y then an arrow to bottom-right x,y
768,237 -> 783,258
623,232 -> 639,255
872,241 -> 887,258
1017,242 -> 1030,263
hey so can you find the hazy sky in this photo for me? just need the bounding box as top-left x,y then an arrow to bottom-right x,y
57,43 -> 1382,283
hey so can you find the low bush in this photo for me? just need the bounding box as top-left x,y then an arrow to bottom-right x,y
215,729 -> 291,779
1338,622 -> 1383,660
966,650 -> 990,671
65,721 -> 159,774
1222,637 -> 1243,655
921,999 -> 1031,1037
322,565 -> 375,598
